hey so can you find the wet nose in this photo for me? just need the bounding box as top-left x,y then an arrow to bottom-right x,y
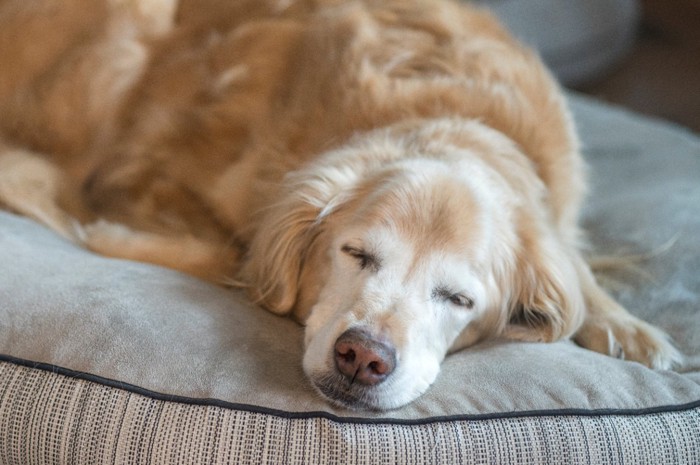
333,328 -> 396,385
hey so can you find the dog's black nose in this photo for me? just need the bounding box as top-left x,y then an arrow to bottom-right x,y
334,328 -> 396,385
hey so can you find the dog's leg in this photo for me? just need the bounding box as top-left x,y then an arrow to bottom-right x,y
0,148 -> 81,242
82,220 -> 240,283
573,257 -> 683,369
0,147 -> 239,282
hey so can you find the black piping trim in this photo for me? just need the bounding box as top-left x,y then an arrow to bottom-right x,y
2,353 -> 699,426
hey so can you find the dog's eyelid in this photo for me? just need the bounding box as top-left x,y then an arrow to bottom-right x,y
433,287 -> 475,309
340,244 -> 380,271
340,244 -> 366,257
450,293 -> 475,309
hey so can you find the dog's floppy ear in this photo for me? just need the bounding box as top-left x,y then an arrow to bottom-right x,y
503,227 -> 585,343
240,195 -> 321,316
239,164 -> 358,318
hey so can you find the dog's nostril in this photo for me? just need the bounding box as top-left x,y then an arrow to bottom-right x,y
368,360 -> 388,375
333,328 -> 396,386
337,347 -> 356,363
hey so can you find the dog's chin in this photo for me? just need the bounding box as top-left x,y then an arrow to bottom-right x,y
311,372 -> 384,411
308,369 -> 433,411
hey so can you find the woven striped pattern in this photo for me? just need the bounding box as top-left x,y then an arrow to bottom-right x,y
1,360 -> 699,465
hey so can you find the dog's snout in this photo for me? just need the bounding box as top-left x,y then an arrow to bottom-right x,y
334,328 -> 396,385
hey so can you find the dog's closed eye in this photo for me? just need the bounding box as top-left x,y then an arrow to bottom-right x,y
341,244 -> 380,271
432,287 -> 475,309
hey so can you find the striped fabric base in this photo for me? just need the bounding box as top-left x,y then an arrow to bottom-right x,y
2,359 -> 699,465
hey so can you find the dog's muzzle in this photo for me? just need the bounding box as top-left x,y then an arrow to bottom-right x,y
311,326 -> 398,409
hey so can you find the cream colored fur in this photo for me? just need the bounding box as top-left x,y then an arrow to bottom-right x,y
0,0 -> 681,410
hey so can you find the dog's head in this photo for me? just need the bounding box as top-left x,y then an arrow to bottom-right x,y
241,120 -> 584,410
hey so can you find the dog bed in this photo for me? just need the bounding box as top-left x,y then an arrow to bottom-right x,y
1,94 -> 699,464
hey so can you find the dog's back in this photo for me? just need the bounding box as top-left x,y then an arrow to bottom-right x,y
1,0 -> 581,250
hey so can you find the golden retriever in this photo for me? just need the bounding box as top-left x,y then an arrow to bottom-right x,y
0,0 -> 682,410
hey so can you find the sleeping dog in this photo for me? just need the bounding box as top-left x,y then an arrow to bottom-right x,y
0,0 -> 681,410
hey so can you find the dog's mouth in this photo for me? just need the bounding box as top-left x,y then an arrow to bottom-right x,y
311,371 -> 386,410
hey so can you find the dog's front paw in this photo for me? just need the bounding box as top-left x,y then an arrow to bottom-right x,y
81,219 -> 138,254
81,219 -> 239,281
574,315 -> 683,370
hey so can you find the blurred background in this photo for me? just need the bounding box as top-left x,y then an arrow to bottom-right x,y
473,0 -> 700,132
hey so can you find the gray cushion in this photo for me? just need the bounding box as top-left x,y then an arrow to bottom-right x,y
472,0 -> 640,85
1,94 -> 699,463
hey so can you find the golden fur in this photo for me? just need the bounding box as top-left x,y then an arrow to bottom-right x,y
0,0 -> 681,409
